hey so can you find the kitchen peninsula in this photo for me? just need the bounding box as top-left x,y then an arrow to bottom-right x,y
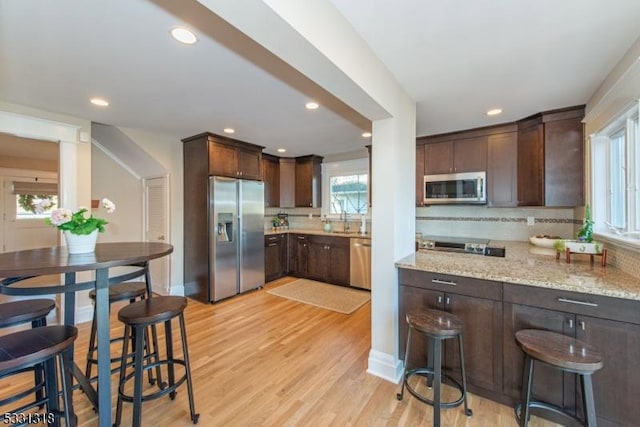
396,242 -> 640,426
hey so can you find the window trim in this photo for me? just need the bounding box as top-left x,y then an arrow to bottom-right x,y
590,100 -> 640,248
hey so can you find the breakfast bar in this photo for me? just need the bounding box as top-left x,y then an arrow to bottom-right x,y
396,241 -> 640,426
0,242 -> 173,427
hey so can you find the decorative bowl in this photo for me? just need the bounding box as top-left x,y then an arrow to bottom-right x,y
529,235 -> 563,249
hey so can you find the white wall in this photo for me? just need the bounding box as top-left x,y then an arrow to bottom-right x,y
91,145 -> 143,242
116,127 -> 183,292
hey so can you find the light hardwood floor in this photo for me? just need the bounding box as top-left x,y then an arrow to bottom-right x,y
3,277 -> 561,426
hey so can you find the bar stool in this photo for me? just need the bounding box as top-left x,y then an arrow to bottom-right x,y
84,282 -> 162,384
0,325 -> 77,427
397,309 -> 472,427
0,299 -> 56,407
114,296 -> 199,427
515,329 -> 603,427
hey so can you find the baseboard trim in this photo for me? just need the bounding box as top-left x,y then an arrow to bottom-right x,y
366,349 -> 403,384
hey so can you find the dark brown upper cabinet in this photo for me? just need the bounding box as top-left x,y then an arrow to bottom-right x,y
422,136 -> 487,175
262,154 -> 280,207
295,155 -> 323,208
487,128 -> 518,207
517,105 -> 585,207
182,132 -> 264,181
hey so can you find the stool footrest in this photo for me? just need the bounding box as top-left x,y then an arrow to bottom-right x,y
515,400 -> 588,426
118,359 -> 187,403
402,368 -> 466,408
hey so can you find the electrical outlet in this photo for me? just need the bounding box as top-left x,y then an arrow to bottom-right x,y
527,216 -> 535,226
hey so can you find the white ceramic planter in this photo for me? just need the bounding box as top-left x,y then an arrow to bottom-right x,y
562,240 -> 604,254
64,229 -> 99,254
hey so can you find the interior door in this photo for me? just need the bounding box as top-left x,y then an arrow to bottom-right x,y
144,176 -> 170,294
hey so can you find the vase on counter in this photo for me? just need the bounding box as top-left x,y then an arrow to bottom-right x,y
64,229 -> 99,254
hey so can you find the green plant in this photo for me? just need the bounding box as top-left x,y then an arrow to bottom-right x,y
43,198 -> 115,235
577,204 -> 594,243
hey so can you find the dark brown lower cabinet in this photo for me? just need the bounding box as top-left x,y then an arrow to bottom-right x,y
503,283 -> 640,427
264,234 -> 287,282
289,234 -> 308,278
399,269 -> 640,427
305,235 -> 350,285
398,270 -> 503,397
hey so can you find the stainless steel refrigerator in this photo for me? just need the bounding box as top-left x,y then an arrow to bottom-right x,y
209,176 -> 265,302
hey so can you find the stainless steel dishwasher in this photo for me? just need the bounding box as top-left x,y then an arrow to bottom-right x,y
350,238 -> 371,290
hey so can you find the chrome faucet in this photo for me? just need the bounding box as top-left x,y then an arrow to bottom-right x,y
342,211 -> 350,232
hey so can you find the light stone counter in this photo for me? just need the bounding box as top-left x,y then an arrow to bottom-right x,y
395,241 -> 640,301
264,228 -> 371,239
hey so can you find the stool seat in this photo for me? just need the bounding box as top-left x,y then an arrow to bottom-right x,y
0,325 -> 77,374
515,329 -> 603,373
515,329 -> 603,427
89,282 -> 147,302
407,309 -> 463,337
118,296 -> 187,326
0,299 -> 56,328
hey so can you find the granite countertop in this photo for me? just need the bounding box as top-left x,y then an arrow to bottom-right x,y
265,228 -> 371,239
395,241 -> 640,301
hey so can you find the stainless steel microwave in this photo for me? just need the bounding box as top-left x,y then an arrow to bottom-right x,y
423,171 -> 486,204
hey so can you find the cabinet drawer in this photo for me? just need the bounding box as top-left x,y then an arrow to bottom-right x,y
503,283 -> 640,325
398,269 -> 501,301
307,235 -> 349,247
264,234 -> 284,245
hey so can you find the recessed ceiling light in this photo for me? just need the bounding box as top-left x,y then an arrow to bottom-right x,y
90,98 -> 109,107
362,132 -> 372,138
277,148 -> 287,153
305,102 -> 319,110
223,128 -> 235,134
170,27 -> 198,45
486,108 -> 503,116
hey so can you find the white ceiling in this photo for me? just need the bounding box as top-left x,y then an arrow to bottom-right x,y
1,1 -> 640,158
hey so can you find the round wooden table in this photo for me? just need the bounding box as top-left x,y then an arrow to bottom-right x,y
0,242 -> 173,427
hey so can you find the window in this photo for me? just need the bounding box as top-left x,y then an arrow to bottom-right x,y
321,158 -> 369,218
329,174 -> 368,215
591,101 -> 640,244
11,181 -> 58,219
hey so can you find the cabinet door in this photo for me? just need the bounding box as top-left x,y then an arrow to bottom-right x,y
279,158 -> 296,208
238,148 -> 262,180
544,117 -> 583,207
209,141 -> 238,178
517,124 -> 544,206
295,160 -> 314,207
416,144 -> 425,206
424,141 -> 453,174
262,158 -> 280,207
487,132 -> 518,207
264,237 -> 281,282
445,293 -> 502,393
328,241 -> 350,285
306,240 -> 329,281
453,136 -> 487,173
399,285 -> 445,370
503,303 -> 575,411
576,316 -> 640,427
289,235 -> 308,277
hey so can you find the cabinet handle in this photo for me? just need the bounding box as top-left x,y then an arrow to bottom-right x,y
446,297 -> 451,305
268,243 -> 278,247
431,278 -> 456,286
437,296 -> 443,304
267,236 -> 278,241
557,297 -> 598,307
297,236 -> 306,240
579,321 -> 586,331
568,318 -> 574,328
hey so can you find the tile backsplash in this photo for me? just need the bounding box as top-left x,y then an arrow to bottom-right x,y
416,205 -> 579,241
